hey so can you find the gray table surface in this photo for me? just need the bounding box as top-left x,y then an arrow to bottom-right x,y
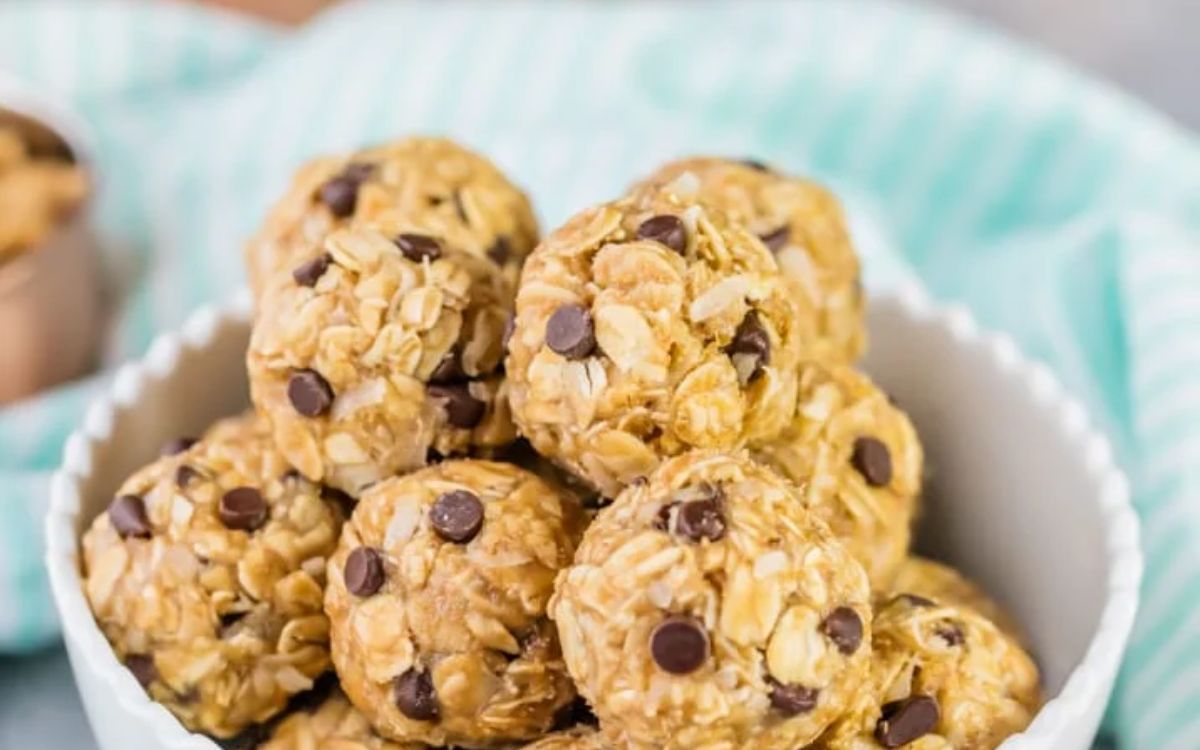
3,1 -> 1196,747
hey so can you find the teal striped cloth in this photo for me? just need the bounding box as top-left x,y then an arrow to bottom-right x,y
1,1 -> 1197,746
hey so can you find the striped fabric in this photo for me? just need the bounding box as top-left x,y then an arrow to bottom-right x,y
0,0 -> 1197,746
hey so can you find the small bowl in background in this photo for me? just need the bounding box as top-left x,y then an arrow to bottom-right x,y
0,75 -> 102,405
44,289 -> 1141,750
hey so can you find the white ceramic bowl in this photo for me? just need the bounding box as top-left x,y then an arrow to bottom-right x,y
45,287 -> 1141,750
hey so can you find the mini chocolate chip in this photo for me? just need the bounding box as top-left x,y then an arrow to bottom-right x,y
395,233 -> 442,262
430,490 -> 485,543
552,696 -> 598,730
875,695 -> 940,748
317,164 -> 372,217
428,383 -> 486,428
429,349 -> 465,383
740,158 -> 771,172
767,677 -> 819,715
219,487 -> 267,531
126,654 -> 157,688
426,448 -> 445,464
759,224 -> 790,252
160,437 -> 197,456
288,369 -> 334,417
937,622 -> 965,646
654,503 -> 677,532
344,547 -> 386,596
650,616 -> 709,675
851,436 -> 893,486
636,214 -> 687,254
545,304 -> 595,359
675,496 -> 726,542
109,495 -> 151,538
394,668 -> 439,721
726,312 -> 771,382
896,593 -> 937,608
487,236 -> 512,264
292,253 -> 332,287
175,465 -> 200,488
819,607 -> 864,655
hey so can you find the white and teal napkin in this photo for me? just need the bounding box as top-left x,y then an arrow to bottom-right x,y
1,1 -> 1197,747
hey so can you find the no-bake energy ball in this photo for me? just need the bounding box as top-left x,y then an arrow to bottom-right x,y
551,451 -> 872,750
816,594 -> 1040,749
81,414 -> 345,738
753,362 -> 923,591
245,136 -> 538,297
634,157 -> 864,363
889,557 -> 1025,644
325,460 -> 586,747
506,187 -> 811,496
260,687 -> 422,750
248,226 -> 517,494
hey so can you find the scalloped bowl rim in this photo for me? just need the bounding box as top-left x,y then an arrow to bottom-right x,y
44,284 -> 1142,750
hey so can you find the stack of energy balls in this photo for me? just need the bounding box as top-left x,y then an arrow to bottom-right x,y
81,139 -> 1042,750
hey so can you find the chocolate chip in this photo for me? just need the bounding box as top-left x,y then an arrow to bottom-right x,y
819,607 -> 864,655
487,236 -> 512,265
650,616 -> 709,674
545,304 -> 595,359
394,668 -> 439,721
875,695 -> 940,747
317,162 -> 373,217
726,312 -> 771,382
767,677 -> 819,715
428,383 -> 486,428
636,214 -> 687,254
109,495 -> 151,538
430,490 -> 485,543
292,253 -> 332,287
395,233 -> 442,262
937,622 -> 965,647
851,436 -> 892,486
740,158 -> 771,172
175,465 -> 200,488
344,547 -> 386,597
759,224 -> 790,252
429,349 -> 465,383
675,495 -> 726,543
219,487 -> 267,531
288,369 -> 334,417
126,654 -> 157,688
160,437 -> 197,456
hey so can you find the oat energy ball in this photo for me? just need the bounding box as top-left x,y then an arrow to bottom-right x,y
246,136 -> 538,297
81,414 -> 344,738
506,186 -> 810,496
260,687 -> 422,750
753,362 -> 923,591
551,451 -> 873,750
326,460 -> 586,747
634,157 -> 864,363
0,125 -> 87,262
248,226 -> 516,494
522,727 -> 609,750
815,595 -> 1040,749
890,557 -> 1025,644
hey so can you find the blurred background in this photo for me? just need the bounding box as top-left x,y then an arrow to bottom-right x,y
0,0 -> 1195,748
